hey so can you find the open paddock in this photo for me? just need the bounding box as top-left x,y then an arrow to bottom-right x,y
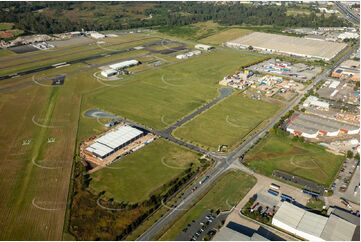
244,131 -> 344,186
84,49 -> 268,130
173,93 -> 281,152
89,138 -> 201,203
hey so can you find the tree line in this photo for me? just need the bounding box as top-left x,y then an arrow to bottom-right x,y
0,1 -> 350,35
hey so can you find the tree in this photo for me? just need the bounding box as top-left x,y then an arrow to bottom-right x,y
346,150 -> 354,159
354,153 -> 360,161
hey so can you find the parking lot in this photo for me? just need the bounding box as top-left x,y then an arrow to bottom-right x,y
333,160 -> 360,205
175,211 -> 225,241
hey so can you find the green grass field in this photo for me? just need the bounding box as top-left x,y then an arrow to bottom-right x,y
173,93 -> 281,151
245,130 -> 344,186
200,28 -> 252,45
85,49 -> 267,130
0,22 -> 14,30
90,139 -> 200,203
160,170 -> 256,240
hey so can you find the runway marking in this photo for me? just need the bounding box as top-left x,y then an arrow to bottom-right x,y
225,115 -> 241,128
160,115 -> 171,126
160,157 -> 188,170
96,197 -> 125,211
161,74 -> 185,87
32,159 -> 62,170
93,72 -> 124,87
32,198 -> 61,211
289,155 -> 318,170
32,75 -> 56,87
32,115 -> 61,129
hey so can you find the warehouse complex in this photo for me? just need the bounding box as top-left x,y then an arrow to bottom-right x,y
81,124 -> 156,169
225,32 -> 347,61
272,202 -> 358,241
85,125 -> 143,159
286,112 -> 359,139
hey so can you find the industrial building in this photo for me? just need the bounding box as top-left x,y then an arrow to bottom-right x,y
331,59 -> 360,82
176,50 -> 201,59
101,69 -> 118,78
286,112 -> 359,139
85,125 -> 143,159
272,202 -> 358,241
109,59 -> 140,70
212,221 -> 284,241
195,44 -> 214,51
226,32 -> 347,61
302,96 -> 330,111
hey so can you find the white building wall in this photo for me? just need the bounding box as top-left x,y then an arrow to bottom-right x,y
348,129 -> 360,135
326,130 -> 340,137
272,219 -> 298,235
301,132 -> 318,139
295,230 -> 325,242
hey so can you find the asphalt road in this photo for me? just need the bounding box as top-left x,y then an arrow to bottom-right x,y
136,45 -> 358,241
334,1 -> 360,25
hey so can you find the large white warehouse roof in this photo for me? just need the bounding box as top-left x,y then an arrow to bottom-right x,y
109,59 -> 139,70
272,202 -> 357,241
86,125 -> 143,158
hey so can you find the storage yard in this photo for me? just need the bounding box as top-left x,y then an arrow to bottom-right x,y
246,58 -> 322,82
226,32 -> 347,61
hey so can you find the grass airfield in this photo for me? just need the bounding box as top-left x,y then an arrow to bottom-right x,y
245,130 -> 344,186
173,93 -> 281,152
90,139 -> 201,203
0,29 -> 270,240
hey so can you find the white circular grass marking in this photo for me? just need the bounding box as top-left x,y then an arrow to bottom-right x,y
32,75 -> 56,87
225,115 -> 241,128
161,74 -> 186,87
32,115 -> 61,129
160,115 -> 171,126
289,155 -> 318,170
160,157 -> 188,170
32,159 -> 62,170
32,198 -> 61,211
96,197 -> 124,211
93,71 -> 124,87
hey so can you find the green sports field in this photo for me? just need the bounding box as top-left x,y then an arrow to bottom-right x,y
245,130 -> 344,186
160,170 -> 256,240
173,93 -> 281,151
84,49 -> 267,130
90,139 -> 201,203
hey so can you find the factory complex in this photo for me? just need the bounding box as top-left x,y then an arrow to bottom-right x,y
80,124 -> 156,169
286,112 -> 359,139
226,32 -> 347,61
246,58 -> 322,82
272,202 -> 358,241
